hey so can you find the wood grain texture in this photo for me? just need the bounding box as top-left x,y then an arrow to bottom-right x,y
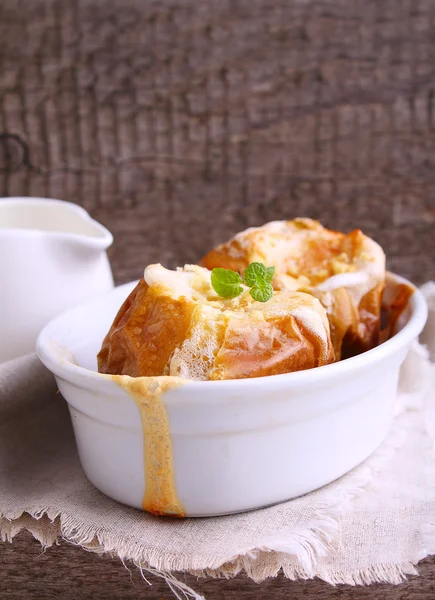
1,532 -> 434,600
0,0 -> 434,597
0,0 -> 434,285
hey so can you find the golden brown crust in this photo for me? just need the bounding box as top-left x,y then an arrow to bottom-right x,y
200,219 -> 386,360
379,282 -> 415,345
201,220 -> 350,285
200,244 -> 248,275
319,287 -> 359,360
97,279 -> 196,377
211,312 -> 334,380
345,282 -> 384,358
98,267 -> 335,380
325,283 -> 384,360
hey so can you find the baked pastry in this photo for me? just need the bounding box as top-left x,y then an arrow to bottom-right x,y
201,219 -> 386,359
97,263 -> 334,380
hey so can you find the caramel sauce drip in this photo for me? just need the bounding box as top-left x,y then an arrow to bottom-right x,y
113,375 -> 185,517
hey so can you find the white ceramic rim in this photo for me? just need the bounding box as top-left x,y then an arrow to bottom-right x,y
0,197 -> 113,250
37,272 -> 428,397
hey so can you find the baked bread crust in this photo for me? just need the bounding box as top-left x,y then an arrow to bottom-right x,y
98,264 -> 334,380
201,219 -> 386,359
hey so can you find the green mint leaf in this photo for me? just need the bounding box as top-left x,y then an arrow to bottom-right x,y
244,262 -> 267,287
211,262 -> 275,302
211,268 -> 244,298
249,282 -> 273,302
264,266 -> 275,283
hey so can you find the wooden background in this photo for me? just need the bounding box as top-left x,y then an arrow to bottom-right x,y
0,0 -> 434,598
1,0 -> 434,284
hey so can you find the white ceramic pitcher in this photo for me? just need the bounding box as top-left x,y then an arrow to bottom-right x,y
0,197 -> 114,362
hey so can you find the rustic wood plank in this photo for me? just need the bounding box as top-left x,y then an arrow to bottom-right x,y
0,0 -> 434,285
1,531 -> 435,600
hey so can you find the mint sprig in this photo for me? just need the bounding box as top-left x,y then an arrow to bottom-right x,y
210,268 -> 244,299
249,282 -> 274,302
211,262 -> 275,302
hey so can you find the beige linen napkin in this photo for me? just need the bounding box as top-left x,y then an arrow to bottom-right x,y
0,286 -> 434,600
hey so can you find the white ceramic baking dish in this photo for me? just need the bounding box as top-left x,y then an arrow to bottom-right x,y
37,273 -> 427,517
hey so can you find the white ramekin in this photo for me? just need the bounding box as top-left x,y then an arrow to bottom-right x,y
37,273 -> 427,517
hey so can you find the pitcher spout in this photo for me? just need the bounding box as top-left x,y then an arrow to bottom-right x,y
0,197 -> 113,251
